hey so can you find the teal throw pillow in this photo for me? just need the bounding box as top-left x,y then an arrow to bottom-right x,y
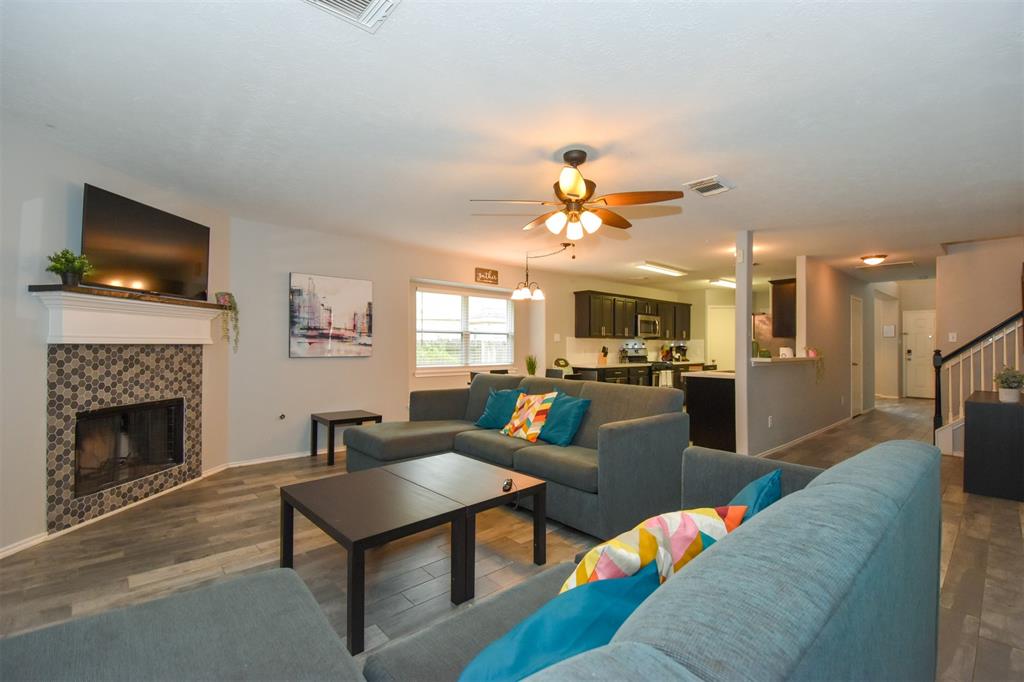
538,393 -> 591,447
475,388 -> 525,429
729,468 -> 782,521
459,562 -> 659,682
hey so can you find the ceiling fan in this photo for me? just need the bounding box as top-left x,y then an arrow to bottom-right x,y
471,149 -> 684,241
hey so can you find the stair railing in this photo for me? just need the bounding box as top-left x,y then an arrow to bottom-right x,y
933,312 -> 1023,436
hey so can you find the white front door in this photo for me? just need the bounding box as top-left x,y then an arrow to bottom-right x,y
851,296 -> 863,416
707,305 -> 736,371
903,309 -> 936,398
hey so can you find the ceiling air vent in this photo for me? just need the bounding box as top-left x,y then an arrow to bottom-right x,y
301,0 -> 398,33
684,175 -> 734,197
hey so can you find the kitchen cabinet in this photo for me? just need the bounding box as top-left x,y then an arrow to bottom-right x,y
614,298 -> 636,338
637,300 -> 659,316
675,304 -> 691,340
684,375 -> 736,451
628,366 -> 650,386
601,367 -> 629,384
574,292 -> 689,340
770,278 -> 797,338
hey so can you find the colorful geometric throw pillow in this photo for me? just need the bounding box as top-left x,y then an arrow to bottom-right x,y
560,505 -> 747,593
501,391 -> 558,442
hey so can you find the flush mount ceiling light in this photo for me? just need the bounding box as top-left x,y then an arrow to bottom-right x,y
472,149 -> 684,242
860,254 -> 888,266
710,279 -> 737,289
510,243 -> 575,302
635,261 -> 686,277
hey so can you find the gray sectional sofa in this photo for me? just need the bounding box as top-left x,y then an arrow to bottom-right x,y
1,441 -> 942,681
343,373 -> 689,538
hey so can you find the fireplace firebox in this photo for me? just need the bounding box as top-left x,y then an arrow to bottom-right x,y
74,398 -> 185,498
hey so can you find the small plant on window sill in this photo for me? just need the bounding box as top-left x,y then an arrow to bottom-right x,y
525,354 -> 538,376
215,292 -> 239,353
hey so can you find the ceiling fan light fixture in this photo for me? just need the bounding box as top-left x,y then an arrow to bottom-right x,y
710,279 -> 737,289
860,254 -> 887,266
635,261 -> 685,277
580,210 -> 602,234
558,166 -> 587,200
565,216 -> 584,241
545,211 -> 568,235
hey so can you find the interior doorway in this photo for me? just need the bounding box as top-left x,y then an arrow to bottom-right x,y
851,296 -> 863,416
903,310 -> 936,398
706,305 -> 736,371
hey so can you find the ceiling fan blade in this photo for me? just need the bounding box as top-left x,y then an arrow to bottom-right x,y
589,190 -> 684,206
470,199 -> 562,205
590,208 -> 631,229
523,210 -> 561,231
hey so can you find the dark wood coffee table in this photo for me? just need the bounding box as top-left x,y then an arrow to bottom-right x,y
280,453 -> 546,655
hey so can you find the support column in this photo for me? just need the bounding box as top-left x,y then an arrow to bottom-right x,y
735,230 -> 753,455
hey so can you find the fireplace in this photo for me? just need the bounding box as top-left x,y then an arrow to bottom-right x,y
75,398 -> 185,497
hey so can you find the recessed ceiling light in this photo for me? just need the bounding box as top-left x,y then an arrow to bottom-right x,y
635,261 -> 686,277
710,279 -> 736,289
860,254 -> 887,266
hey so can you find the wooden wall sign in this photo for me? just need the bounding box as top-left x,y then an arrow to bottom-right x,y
475,268 -> 499,285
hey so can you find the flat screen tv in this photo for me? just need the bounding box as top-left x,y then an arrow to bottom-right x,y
81,184 -> 210,300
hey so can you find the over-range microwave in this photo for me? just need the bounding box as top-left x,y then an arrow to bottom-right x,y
637,314 -> 661,338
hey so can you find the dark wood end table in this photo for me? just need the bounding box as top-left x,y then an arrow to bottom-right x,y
310,410 -> 382,466
280,452 -> 546,655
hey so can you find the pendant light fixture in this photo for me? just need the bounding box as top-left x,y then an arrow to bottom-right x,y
510,243 -> 575,302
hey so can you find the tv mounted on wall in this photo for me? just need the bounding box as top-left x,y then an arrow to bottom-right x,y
81,184 -> 210,300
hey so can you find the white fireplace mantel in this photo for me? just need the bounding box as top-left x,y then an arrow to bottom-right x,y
30,286 -> 226,345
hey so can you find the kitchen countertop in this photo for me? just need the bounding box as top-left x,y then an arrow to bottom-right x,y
571,362 -> 650,369
684,370 -> 736,379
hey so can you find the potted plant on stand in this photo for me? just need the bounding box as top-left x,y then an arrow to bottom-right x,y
994,366 -> 1023,403
45,249 -> 94,286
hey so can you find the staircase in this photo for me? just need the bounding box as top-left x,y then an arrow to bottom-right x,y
934,313 -> 1023,455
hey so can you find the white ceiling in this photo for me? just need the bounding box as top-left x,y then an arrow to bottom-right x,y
3,1 -> 1022,290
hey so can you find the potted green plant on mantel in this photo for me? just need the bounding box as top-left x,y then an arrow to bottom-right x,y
994,366 -> 1023,403
45,249 -> 94,287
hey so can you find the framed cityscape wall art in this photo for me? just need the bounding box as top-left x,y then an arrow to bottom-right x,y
288,273 -> 373,358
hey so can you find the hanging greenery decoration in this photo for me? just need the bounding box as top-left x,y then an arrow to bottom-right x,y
215,292 -> 239,353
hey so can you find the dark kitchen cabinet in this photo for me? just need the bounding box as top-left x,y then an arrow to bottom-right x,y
637,300 -> 659,316
614,298 -> 636,338
675,304 -> 691,340
628,366 -> 650,386
770,278 -> 797,338
601,367 -> 629,384
575,293 -> 615,338
685,376 -> 736,451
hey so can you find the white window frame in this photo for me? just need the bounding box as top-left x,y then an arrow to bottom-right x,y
414,287 -> 515,376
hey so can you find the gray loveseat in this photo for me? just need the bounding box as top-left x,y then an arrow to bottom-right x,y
343,374 -> 688,538
1,441 -> 941,681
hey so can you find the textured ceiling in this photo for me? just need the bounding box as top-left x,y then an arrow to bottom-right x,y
2,1 -> 1021,289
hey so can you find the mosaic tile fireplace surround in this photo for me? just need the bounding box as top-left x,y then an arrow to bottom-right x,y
46,344 -> 202,532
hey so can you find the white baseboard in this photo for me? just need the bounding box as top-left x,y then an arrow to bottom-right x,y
0,532 -> 49,560
0,449 -> 338,559
875,394 -> 899,400
753,417 -> 852,458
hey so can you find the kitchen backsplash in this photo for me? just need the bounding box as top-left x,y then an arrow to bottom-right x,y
566,337 -> 704,365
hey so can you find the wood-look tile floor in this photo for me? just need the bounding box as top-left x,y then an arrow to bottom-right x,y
1,397 -> 1020,682
769,398 -> 1024,682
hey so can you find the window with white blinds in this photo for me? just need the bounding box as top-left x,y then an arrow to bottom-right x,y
415,289 -> 514,368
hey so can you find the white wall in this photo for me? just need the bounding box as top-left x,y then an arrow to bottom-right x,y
747,257 -> 875,454
898,279 -> 936,312
936,236 -> 1023,355
874,290 -> 900,398
225,218 -> 677,462
0,122 -> 231,551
